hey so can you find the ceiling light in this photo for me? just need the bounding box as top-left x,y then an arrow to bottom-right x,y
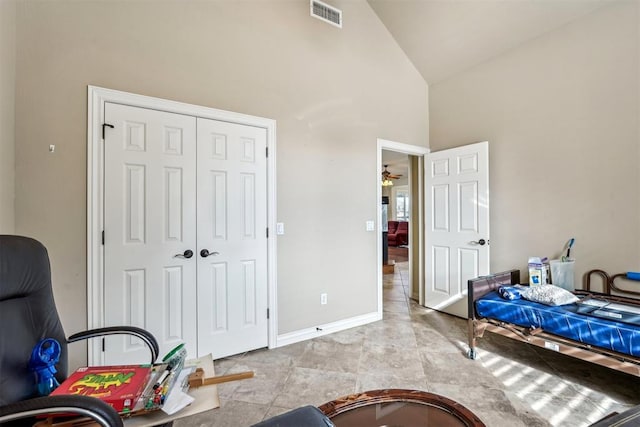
381,164 -> 399,186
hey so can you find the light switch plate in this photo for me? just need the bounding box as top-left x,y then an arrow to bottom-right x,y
276,222 -> 285,235
366,220 -> 375,231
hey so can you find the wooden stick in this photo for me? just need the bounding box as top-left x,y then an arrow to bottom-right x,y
188,368 -> 254,388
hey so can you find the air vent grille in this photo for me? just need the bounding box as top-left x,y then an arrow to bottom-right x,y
310,0 -> 342,28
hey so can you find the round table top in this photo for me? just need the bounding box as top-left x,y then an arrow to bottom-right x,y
318,389 -> 486,427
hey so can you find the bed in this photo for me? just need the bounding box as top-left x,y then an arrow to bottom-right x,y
467,270 -> 640,377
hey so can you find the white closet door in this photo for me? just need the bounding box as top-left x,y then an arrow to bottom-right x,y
195,118 -> 269,359
103,102 -> 198,364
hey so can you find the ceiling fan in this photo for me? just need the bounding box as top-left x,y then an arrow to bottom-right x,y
381,165 -> 402,186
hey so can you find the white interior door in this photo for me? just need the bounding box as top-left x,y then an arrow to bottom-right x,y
196,118 -> 269,359
424,141 -> 489,317
103,102 -> 198,364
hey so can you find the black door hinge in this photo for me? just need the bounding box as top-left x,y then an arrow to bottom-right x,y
102,123 -> 114,140
102,338 -> 105,352
101,230 -> 105,245
266,227 -> 269,238
266,147 -> 268,158
267,308 -> 270,319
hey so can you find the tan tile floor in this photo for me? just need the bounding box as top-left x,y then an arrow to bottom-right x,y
176,262 -> 639,427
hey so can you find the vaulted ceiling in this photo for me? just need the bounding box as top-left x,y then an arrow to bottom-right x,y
375,0 -> 615,176
368,0 -> 613,85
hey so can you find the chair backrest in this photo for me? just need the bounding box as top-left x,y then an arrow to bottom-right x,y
397,222 -> 409,232
388,221 -> 399,233
0,235 -> 68,405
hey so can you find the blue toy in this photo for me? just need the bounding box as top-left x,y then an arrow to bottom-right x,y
28,338 -> 61,396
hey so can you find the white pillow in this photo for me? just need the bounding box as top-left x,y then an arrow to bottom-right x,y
521,285 -> 579,306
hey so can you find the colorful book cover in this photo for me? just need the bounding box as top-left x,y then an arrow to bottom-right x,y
51,365 -> 152,413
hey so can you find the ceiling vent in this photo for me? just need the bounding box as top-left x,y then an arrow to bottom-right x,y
310,0 -> 342,28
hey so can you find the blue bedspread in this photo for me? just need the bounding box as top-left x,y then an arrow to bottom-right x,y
475,291 -> 640,357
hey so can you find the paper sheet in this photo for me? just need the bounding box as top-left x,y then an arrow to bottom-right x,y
161,368 -> 196,415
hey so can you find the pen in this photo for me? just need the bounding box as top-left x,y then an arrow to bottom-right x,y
153,365 -> 172,390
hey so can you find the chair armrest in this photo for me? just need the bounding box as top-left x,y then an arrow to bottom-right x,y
0,395 -> 123,427
589,404 -> 640,426
251,405 -> 334,427
397,231 -> 408,246
68,326 -> 159,364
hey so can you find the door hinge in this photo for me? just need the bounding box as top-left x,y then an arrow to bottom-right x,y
101,230 -> 105,245
266,147 -> 268,158
102,123 -> 114,140
267,308 -> 270,319
266,227 -> 269,238
102,338 -> 105,352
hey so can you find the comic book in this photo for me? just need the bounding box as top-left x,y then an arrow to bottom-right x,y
50,365 -> 152,413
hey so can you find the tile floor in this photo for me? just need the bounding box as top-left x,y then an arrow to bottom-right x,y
176,262 -> 640,427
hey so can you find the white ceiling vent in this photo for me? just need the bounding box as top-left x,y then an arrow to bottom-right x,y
310,0 -> 342,28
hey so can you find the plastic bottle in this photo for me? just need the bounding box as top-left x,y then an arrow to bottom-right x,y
528,257 -> 545,286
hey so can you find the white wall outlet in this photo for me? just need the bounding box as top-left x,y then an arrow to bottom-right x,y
365,220 -> 375,231
276,222 -> 285,235
49,145 -> 55,153
320,293 -> 327,305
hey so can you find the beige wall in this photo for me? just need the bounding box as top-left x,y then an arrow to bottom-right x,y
14,0 -> 428,366
0,0 -> 15,233
430,2 -> 639,289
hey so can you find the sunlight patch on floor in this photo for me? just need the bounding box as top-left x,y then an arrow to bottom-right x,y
585,395 -> 619,426
530,382 -> 568,410
491,360 -> 521,379
503,366 -> 538,388
479,354 -> 502,369
548,388 -> 586,426
514,370 -> 553,398
473,346 -> 620,426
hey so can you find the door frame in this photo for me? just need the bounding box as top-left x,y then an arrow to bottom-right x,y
377,139 -> 429,314
87,86 -> 278,365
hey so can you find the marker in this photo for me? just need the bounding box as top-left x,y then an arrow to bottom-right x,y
566,238 -> 575,259
152,365 -> 172,390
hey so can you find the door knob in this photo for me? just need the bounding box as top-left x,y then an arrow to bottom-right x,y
470,239 -> 487,246
200,249 -> 220,258
174,249 -> 194,259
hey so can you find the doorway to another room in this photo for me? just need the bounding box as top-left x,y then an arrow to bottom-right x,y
378,139 -> 429,313
378,139 -> 490,320
381,153 -> 409,271
381,150 -> 416,301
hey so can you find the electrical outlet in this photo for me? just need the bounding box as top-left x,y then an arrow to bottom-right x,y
320,293 -> 327,305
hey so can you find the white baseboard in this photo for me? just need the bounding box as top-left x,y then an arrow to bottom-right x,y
275,311 -> 382,348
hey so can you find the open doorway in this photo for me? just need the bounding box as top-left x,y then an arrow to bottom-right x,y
381,151 -> 409,271
377,140 -> 490,318
377,139 -> 429,315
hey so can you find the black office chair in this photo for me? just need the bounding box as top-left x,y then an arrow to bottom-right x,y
0,235 -> 159,426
